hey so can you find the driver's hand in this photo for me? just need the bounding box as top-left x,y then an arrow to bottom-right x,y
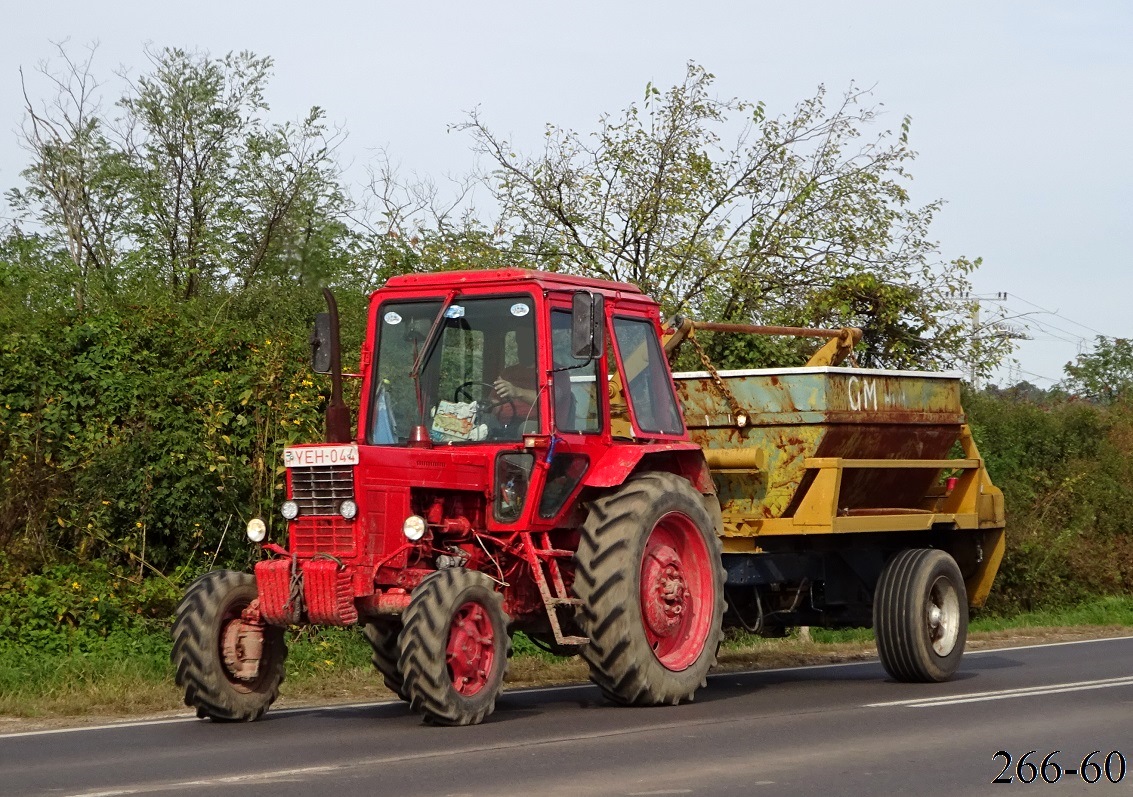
493,377 -> 515,399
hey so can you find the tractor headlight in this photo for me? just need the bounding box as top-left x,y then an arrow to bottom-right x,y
339,499 -> 358,520
280,500 -> 299,520
402,515 -> 426,541
246,518 -> 267,543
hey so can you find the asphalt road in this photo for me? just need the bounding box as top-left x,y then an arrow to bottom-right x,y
4,637 -> 1133,796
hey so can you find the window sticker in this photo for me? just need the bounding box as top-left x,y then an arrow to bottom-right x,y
510,303 -> 530,317
384,311 -> 402,325
444,305 -> 466,319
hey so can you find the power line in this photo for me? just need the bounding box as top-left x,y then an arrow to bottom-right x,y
1007,293 -> 1112,339
1014,366 -> 1059,385
1016,318 -> 1086,348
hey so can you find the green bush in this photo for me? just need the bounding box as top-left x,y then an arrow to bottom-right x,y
0,556 -> 180,654
0,287 -> 370,574
967,389 -> 1133,613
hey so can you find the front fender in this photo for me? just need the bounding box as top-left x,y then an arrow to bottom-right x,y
583,442 -> 707,489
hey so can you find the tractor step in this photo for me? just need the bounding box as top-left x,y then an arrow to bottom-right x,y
555,635 -> 589,646
534,548 -> 575,558
521,531 -> 589,648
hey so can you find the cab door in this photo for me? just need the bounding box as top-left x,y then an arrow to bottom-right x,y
534,303 -> 605,522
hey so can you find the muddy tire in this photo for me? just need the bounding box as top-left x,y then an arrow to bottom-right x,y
574,472 -> 726,706
171,570 -> 287,721
874,548 -> 968,682
362,620 -> 409,701
398,568 -> 511,726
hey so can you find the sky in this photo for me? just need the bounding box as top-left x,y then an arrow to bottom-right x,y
2,0 -> 1130,387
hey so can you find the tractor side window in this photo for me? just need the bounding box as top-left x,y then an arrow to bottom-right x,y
550,310 -> 600,433
612,316 -> 684,436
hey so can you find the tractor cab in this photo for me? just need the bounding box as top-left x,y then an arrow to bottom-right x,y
360,269 -> 683,447
369,293 -> 556,445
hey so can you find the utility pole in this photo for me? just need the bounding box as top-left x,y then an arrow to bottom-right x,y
943,292 -> 1008,390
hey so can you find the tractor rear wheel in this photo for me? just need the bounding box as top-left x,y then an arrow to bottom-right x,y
574,472 -> 726,706
362,619 -> 408,701
398,568 -> 511,725
171,570 -> 287,721
874,548 -> 968,682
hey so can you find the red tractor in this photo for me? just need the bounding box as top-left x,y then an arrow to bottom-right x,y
172,268 -> 1004,725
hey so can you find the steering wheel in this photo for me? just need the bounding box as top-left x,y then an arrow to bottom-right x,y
453,381 -> 517,420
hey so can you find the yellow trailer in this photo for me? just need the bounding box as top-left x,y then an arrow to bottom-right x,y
667,318 -> 1005,682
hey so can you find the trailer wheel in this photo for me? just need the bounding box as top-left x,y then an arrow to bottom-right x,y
398,568 -> 511,726
362,620 -> 408,701
874,548 -> 968,682
171,570 -> 287,721
574,472 -> 726,706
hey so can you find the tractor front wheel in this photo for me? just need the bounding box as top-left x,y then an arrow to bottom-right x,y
398,568 -> 511,725
574,472 -> 726,706
171,570 -> 287,721
874,548 -> 968,682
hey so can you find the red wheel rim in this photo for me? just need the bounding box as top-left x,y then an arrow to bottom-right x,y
639,512 -> 713,671
218,600 -> 266,692
446,600 -> 496,696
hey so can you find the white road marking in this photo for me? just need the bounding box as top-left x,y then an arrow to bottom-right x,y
0,699 -> 404,739
3,635 -> 1131,739
64,764 -> 346,796
867,675 -> 1133,708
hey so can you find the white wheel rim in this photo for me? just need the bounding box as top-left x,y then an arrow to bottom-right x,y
927,575 -> 961,656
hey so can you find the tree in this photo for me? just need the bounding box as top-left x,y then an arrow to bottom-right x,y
118,47 -> 350,298
351,149 -> 512,285
459,63 -> 1009,375
8,43 -> 131,312
8,44 -> 352,306
1062,337 -> 1133,404
1,45 -> 359,573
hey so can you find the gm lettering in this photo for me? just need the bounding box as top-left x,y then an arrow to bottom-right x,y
847,376 -> 878,412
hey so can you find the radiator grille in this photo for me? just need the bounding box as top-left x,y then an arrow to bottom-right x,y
289,517 -> 356,558
289,465 -> 354,516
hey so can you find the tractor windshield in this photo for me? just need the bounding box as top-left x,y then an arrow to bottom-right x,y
369,294 -> 540,445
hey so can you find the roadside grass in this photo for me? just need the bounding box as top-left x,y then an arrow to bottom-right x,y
970,594 -> 1133,631
2,595 -> 1132,723
0,634 -> 177,720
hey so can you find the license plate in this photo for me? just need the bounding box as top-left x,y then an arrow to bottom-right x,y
283,444 -> 359,468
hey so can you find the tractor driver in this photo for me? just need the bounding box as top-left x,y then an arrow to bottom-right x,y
486,334 -> 540,436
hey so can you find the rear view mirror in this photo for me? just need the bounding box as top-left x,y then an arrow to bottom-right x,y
571,291 -> 605,360
311,312 -> 332,374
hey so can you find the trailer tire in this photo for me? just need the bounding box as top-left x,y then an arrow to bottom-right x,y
574,472 -> 726,706
362,620 -> 409,701
874,548 -> 968,683
171,570 -> 287,721
398,568 -> 511,726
